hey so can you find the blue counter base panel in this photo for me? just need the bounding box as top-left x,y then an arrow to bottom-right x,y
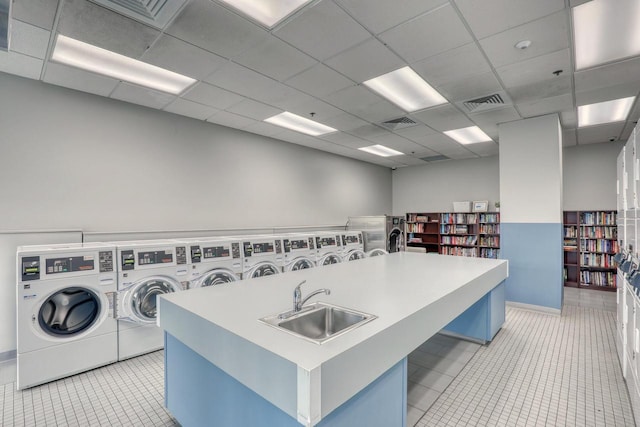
501,222 -> 563,310
164,333 -> 407,427
443,282 -> 505,342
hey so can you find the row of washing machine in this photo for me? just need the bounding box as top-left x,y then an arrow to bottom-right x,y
15,230 -> 385,389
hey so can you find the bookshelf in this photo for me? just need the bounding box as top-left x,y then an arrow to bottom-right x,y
406,212 -> 500,259
563,210 -> 619,291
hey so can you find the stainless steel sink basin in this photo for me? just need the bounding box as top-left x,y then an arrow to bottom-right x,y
260,302 -> 376,344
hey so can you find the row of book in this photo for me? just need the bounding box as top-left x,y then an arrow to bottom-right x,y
579,270 -> 617,287
478,213 -> 500,223
580,239 -> 620,253
480,248 -> 500,259
479,224 -> 500,234
407,223 -> 428,233
441,213 -> 477,225
581,226 -> 618,239
441,247 -> 478,257
441,236 -> 477,245
564,226 -> 578,238
440,224 -> 470,234
407,213 -> 437,223
581,211 -> 616,225
580,253 -> 615,268
479,236 -> 500,247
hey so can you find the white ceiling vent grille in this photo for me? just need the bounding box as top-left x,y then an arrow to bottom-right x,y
379,116 -> 418,131
89,0 -> 187,29
420,154 -> 449,162
458,91 -> 512,114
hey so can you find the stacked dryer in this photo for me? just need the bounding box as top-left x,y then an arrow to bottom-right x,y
115,240 -> 188,361
185,237 -> 243,287
314,231 -> 343,266
16,243 -> 118,389
241,235 -> 284,278
282,233 -> 316,272
340,230 -> 366,262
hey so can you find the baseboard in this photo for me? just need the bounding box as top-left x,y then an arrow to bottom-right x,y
0,350 -> 16,362
506,301 -> 561,315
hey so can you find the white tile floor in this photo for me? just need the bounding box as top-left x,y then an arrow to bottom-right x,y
0,288 -> 632,427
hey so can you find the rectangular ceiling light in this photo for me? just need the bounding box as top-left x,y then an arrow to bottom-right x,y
218,0 -> 312,28
363,66 -> 447,112
444,126 -> 492,145
51,35 -> 196,95
264,111 -> 337,136
578,97 -> 635,127
573,0 -> 640,70
358,144 -> 403,157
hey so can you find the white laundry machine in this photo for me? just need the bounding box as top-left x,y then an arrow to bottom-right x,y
16,243 -> 118,390
241,235 -> 284,278
341,230 -> 366,262
314,231 -> 343,266
367,248 -> 389,257
282,233 -> 316,272
348,216 -> 406,253
115,240 -> 188,361
186,238 -> 243,287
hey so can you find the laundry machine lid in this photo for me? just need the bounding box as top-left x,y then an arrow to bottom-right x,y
346,250 -> 366,261
38,287 -> 101,337
248,262 -> 280,278
196,269 -> 239,288
320,254 -> 342,266
288,257 -> 315,271
367,248 -> 388,257
129,276 -> 181,322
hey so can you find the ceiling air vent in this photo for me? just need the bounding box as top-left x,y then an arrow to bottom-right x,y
420,155 -> 450,162
380,116 -> 418,131
458,91 -> 512,114
89,0 -> 188,29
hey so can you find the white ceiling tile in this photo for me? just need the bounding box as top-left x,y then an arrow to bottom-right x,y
412,133 -> 462,151
284,63 -> 355,98
163,98 -> 219,121
206,110 -> 256,130
284,99 -> 345,123
323,85 -> 384,113
335,0 -> 448,34
516,94 -> 573,118
392,155 -> 429,166
563,129 -> 577,146
259,83 -> 318,110
412,43 -> 491,88
464,141 -> 499,157
141,35 -> 227,80
507,75 -> 572,104
243,121 -> 287,138
575,56 -> 640,95
233,37 -> 317,82
577,123 -> 626,145
393,125 -> 438,142
274,1 -> 370,61
379,4 -> 473,63
437,72 -> 503,102
111,83 -> 176,109
166,0 -> 267,59
324,38 -> 405,83
10,20 -> 50,59
12,0 -> 58,31
366,135 -> 432,156
497,49 -> 571,89
406,147 -> 443,158
57,0 -> 160,58
43,62 -> 119,96
561,111 -> 578,128
319,132 -> 371,148
351,100 -> 405,123
204,62 -> 279,99
412,104 -> 475,132
471,107 -> 521,128
479,11 -> 569,69
182,82 -> 245,109
442,149 -> 479,160
320,112 -> 370,132
346,124 -> 389,139
317,143 -> 363,158
574,82 -> 640,107
0,51 -> 43,80
455,0 -> 564,39
273,129 -> 317,143
225,99 -> 282,120
343,150 -> 402,167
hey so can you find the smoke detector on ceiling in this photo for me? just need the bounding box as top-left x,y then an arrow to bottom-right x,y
89,0 -> 188,30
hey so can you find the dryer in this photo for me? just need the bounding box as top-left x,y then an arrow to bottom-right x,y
186,238 -> 243,287
17,243 -> 118,389
282,233 -> 316,272
315,231 -> 343,266
115,240 -> 188,361
341,230 -> 366,262
367,248 -> 389,257
348,215 -> 406,253
241,235 -> 283,278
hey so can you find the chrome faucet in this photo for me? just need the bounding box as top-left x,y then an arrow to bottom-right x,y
293,280 -> 331,313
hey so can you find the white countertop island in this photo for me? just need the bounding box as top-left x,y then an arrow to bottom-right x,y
159,252 -> 508,427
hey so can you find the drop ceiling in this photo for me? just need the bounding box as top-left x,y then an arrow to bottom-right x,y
3,0 -> 639,168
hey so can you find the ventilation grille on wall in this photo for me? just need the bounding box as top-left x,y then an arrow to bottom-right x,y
458,91 -> 512,114
90,0 -> 187,29
379,116 -> 418,131
420,154 -> 449,162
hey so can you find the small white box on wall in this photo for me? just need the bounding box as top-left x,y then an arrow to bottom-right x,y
453,201 -> 471,213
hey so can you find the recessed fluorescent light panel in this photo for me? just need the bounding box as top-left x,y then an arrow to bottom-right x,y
573,0 -> 640,70
358,144 -> 403,157
444,126 -> 492,145
218,0 -> 312,28
51,35 -> 196,95
578,97 -> 635,127
264,112 -> 337,136
363,66 -> 447,112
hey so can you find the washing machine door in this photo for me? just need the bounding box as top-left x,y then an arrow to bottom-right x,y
319,253 -> 342,266
345,250 -> 366,262
247,262 -> 280,279
124,276 -> 182,324
388,228 -> 404,253
38,287 -> 102,338
195,269 -> 240,288
287,257 -> 315,272
367,248 -> 388,257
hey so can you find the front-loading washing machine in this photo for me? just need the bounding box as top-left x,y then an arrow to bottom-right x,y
367,248 -> 389,257
282,233 -> 316,272
16,243 -> 118,389
115,240 -> 188,361
341,230 -> 366,262
241,235 -> 283,278
314,231 -> 343,266
185,237 -> 243,287
348,216 -> 406,253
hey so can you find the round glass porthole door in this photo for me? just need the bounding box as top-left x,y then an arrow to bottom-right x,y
368,249 -> 388,257
131,277 -> 181,322
38,287 -> 100,337
198,269 -> 239,288
251,263 -> 280,278
346,250 -> 366,261
290,258 -> 314,271
321,254 -> 342,266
